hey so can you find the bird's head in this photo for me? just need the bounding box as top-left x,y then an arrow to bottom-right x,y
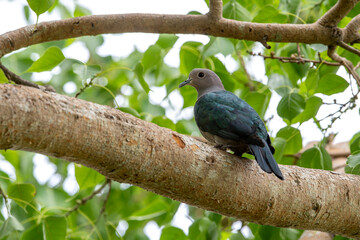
179,68 -> 225,98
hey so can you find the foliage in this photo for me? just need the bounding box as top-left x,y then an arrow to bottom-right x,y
0,0 -> 359,239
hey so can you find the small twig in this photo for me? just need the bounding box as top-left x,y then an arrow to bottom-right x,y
260,35 -> 271,49
0,186 -> 10,216
337,40 -> 360,57
65,179 -> 110,217
75,76 -> 96,98
0,61 -> 55,92
95,179 -> 112,223
236,51 -> 251,80
316,89 -> 359,132
248,51 -> 341,66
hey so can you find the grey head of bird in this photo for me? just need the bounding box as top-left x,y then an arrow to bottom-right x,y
179,68 -> 225,98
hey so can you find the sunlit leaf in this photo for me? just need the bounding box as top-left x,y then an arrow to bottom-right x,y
268,73 -> 293,96
75,164 -> 105,190
189,217 -> 219,240
315,73 -> 349,96
7,183 -> 36,209
203,37 -> 234,57
276,126 -> 302,154
252,5 -> 287,23
160,226 -> 187,240
346,152 -> 360,175
21,224 -> 44,240
244,92 -> 270,119
292,96 -> 322,124
0,215 -> 24,238
27,0 -> 55,16
223,0 -> 251,21
179,41 -> 203,75
0,69 -> 8,83
134,63 -> 150,94
277,92 -> 306,122
298,146 -> 332,170
43,216 -> 67,240
26,46 -> 65,73
128,199 -> 169,221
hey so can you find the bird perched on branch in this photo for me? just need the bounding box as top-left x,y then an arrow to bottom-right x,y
179,68 -> 284,180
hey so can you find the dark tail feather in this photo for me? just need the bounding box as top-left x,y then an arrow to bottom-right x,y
249,143 -> 284,180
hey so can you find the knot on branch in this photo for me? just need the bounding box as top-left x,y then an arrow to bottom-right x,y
331,27 -> 343,43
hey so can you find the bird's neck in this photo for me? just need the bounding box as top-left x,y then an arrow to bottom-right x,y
197,86 -> 225,99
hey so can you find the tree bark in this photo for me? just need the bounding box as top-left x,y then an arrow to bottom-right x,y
0,84 -> 359,238
0,12 -> 357,58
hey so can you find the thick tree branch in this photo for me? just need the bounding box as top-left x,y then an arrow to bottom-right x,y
328,45 -> 360,85
0,84 -> 360,238
343,14 -> 360,43
316,0 -> 360,27
0,14 -> 354,59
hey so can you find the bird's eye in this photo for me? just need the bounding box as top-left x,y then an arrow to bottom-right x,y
198,72 -> 204,78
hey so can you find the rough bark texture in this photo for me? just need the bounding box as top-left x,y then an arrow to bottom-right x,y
0,84 -> 359,238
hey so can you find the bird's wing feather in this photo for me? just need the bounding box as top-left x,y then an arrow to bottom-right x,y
194,91 -> 264,146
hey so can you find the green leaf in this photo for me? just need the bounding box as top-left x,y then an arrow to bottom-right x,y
156,34 -> 179,50
277,92 -> 306,122
0,215 -> 24,238
118,107 -> 141,118
0,69 -> 8,83
27,0 -> 55,16
309,44 -> 327,52
7,183 -> 36,209
134,63 -> 150,94
26,46 -> 65,72
276,126 -> 302,154
160,226 -> 187,240
43,216 -> 67,240
252,5 -> 287,23
223,0 -> 252,21
75,164 -> 105,190
292,96 -> 322,124
298,146 -> 332,170
151,116 -> 176,130
128,199 -> 168,221
315,73 -> 349,95
189,217 -> 219,240
21,224 -> 44,240
74,4 -> 91,17
350,133 -> 360,154
268,73 -> 293,97
244,92 -> 270,119
142,44 -> 162,71
304,68 -> 319,95
179,41 -> 203,75
346,152 -> 360,175
203,37 -> 234,58
272,137 -> 287,164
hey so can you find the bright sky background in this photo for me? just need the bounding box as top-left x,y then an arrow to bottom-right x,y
1,0 -> 360,238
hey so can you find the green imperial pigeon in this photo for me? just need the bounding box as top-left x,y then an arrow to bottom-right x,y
179,68 -> 284,180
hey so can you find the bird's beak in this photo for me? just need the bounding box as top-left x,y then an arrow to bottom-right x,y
179,78 -> 191,88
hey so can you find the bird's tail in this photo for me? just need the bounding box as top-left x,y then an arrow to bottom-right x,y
249,141 -> 284,180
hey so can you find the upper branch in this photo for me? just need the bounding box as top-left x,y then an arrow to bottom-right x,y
317,0 -> 360,27
343,14 -> 360,43
0,13 -> 350,58
208,0 -> 223,20
0,84 -> 360,239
